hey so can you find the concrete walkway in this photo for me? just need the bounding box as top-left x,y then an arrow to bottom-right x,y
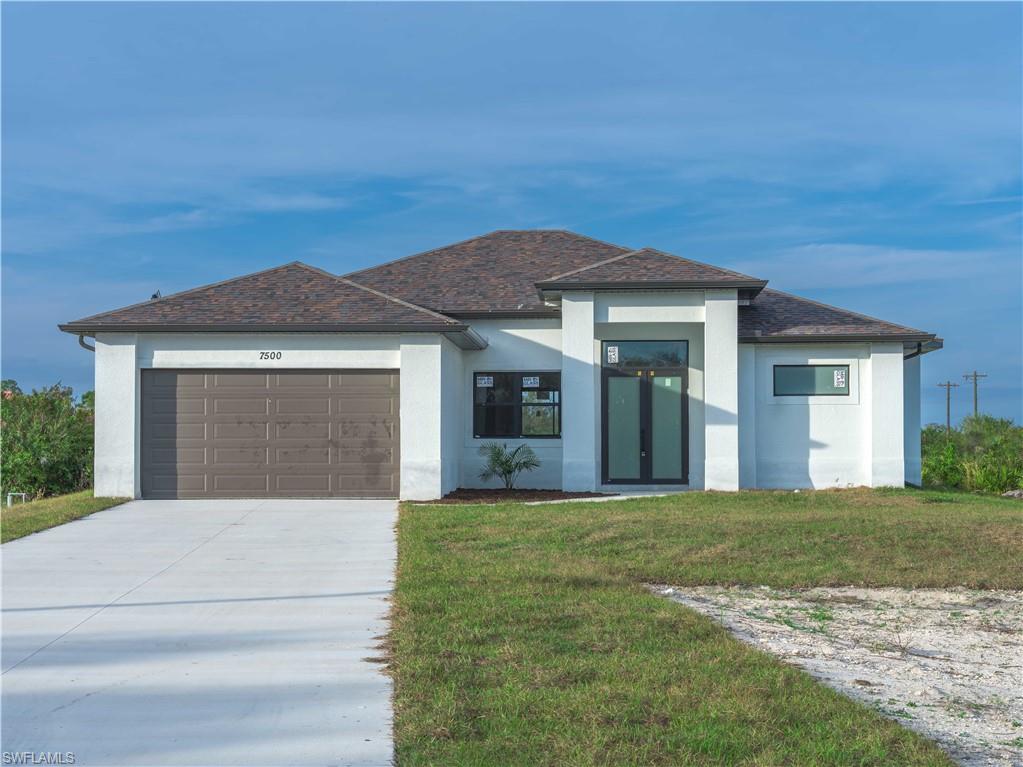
1,499 -> 397,766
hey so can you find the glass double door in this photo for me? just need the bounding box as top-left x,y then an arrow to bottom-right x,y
603,368 -> 688,484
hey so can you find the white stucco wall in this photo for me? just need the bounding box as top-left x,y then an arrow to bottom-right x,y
704,290 -> 739,490
93,334 -> 140,497
738,343 -> 757,489
903,355 -> 922,486
869,342 -> 906,487
745,342 -> 907,489
561,294 -> 600,491
459,319 -> 564,489
440,336 -> 465,496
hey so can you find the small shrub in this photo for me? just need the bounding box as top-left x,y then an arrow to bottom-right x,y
922,415 -> 1023,494
478,442 -> 541,489
0,383 -> 95,498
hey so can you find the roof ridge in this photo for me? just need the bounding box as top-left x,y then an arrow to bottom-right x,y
66,261 -> 309,326
541,248 -> 645,281
759,287 -> 929,335
341,229 -> 632,281
288,263 -> 461,325
540,246 -> 764,283
638,248 -> 762,281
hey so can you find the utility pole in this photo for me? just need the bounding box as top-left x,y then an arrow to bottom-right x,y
962,371 -> 987,417
937,381 -> 959,435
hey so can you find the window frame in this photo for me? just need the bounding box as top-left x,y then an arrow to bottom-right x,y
772,364 -> 851,397
472,371 -> 562,439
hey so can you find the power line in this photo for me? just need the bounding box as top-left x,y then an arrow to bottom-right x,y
962,371 -> 987,417
937,381 -> 959,435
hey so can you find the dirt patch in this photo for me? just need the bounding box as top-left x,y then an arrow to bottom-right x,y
409,488 -> 616,504
652,584 -> 1023,767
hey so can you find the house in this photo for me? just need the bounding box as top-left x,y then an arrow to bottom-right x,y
60,230 -> 941,500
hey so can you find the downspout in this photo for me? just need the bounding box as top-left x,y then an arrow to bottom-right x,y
903,342 -> 922,361
78,334 -> 96,352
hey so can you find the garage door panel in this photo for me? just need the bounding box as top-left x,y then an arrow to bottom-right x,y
213,372 -> 269,388
142,369 -> 399,499
275,397 -> 331,415
213,474 -> 270,493
275,421 -> 330,439
213,421 -> 270,440
274,474 -> 332,493
151,447 -> 206,465
149,474 -> 206,494
274,373 -> 332,388
214,447 -> 269,465
214,398 -> 269,415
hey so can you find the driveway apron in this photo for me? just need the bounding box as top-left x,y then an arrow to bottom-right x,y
1,499 -> 397,766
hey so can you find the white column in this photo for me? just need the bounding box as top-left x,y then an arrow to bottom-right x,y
903,354 -> 922,486
870,342 -> 906,487
400,335 -> 443,500
94,333 -> 140,498
561,292 -> 598,491
738,343 -> 757,489
704,289 -> 739,491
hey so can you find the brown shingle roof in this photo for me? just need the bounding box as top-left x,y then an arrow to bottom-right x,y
739,288 -> 934,341
536,247 -> 767,294
345,230 -> 630,314
59,262 -> 463,332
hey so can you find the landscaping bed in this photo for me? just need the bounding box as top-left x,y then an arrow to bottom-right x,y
391,488 -> 1022,765
410,487 -> 615,504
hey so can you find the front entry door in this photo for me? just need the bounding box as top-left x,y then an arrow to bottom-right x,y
601,341 -> 688,485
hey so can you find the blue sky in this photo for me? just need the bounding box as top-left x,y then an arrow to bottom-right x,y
2,2 -> 1020,424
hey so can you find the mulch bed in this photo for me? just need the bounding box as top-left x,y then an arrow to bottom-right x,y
409,488 -> 617,505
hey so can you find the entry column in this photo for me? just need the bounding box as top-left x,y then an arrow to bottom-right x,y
561,292 -> 599,491
704,289 -> 739,490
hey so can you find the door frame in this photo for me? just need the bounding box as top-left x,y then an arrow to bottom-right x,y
600,363 -> 689,486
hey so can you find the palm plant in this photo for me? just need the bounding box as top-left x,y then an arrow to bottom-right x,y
478,442 -> 541,490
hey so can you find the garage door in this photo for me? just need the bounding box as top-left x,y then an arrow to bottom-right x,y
141,370 -> 399,499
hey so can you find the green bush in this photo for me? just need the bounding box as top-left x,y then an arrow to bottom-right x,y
1,383 -> 95,499
922,415 -> 1023,494
478,442 -> 541,489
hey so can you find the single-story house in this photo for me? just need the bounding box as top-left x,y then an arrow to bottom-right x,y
60,230 -> 941,500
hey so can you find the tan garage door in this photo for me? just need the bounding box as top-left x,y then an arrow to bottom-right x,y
141,370 -> 399,499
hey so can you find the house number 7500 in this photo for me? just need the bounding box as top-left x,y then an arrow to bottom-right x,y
259,351 -> 282,360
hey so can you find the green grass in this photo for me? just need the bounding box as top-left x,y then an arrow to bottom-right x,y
1,490 -> 128,543
392,488 -> 1022,766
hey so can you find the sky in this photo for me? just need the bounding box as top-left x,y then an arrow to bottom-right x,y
2,2 -> 1021,425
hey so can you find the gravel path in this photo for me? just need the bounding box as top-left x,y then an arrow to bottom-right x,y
653,585 -> 1023,767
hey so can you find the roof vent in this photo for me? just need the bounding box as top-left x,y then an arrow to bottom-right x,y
150,290 -> 162,300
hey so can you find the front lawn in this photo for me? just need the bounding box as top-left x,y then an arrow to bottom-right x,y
392,488 -> 1022,766
1,490 -> 128,543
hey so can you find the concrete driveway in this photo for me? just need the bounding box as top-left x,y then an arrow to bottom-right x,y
1,499 -> 397,766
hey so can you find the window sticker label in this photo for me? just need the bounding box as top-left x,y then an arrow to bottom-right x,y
607,345 -> 619,364
522,376 -> 540,388
476,375 -> 494,388
833,369 -> 846,389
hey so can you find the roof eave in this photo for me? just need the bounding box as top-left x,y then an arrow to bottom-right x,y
58,322 -> 469,335
536,279 -> 768,301
739,332 -> 939,345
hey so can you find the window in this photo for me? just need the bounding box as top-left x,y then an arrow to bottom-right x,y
474,372 -> 561,438
602,340 -> 687,369
774,364 -> 850,396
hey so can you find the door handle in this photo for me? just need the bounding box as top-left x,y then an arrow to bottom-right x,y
640,427 -> 647,457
